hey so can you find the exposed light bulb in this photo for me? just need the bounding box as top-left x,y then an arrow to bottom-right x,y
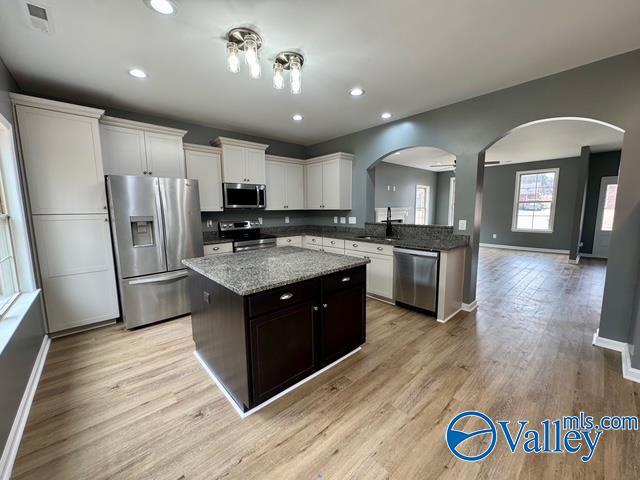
290,57 -> 302,95
250,59 -> 261,79
273,63 -> 284,90
226,42 -> 240,73
244,34 -> 258,67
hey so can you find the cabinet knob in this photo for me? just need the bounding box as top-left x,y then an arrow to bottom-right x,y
377,246 -> 383,251
341,276 -> 351,282
311,238 -> 316,242
148,171 -> 152,175
143,171 -> 147,175
287,239 -> 291,243
353,244 -> 358,247
331,241 -> 335,245
322,303 -> 328,309
280,293 -> 293,301
103,205 -> 107,210
212,247 -> 219,251
313,306 -> 319,311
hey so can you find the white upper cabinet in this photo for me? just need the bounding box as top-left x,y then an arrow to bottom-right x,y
265,156 -> 305,210
12,95 -> 107,214
213,137 -> 268,185
304,153 -> 353,210
100,116 -> 187,178
184,143 -> 224,212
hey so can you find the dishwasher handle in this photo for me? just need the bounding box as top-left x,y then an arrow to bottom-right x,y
393,248 -> 439,258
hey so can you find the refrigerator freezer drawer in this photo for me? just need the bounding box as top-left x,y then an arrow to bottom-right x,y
121,270 -> 190,329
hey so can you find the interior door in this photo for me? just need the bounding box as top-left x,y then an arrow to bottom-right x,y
265,161 -> 286,210
159,177 -> 204,271
100,124 -> 147,176
285,163 -> 305,209
16,105 -> 107,214
593,176 -> 618,259
305,162 -> 324,209
144,131 -> 185,178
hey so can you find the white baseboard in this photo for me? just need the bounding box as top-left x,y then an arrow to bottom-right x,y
437,307 -> 462,323
479,243 -> 569,255
461,300 -> 477,312
0,336 -> 50,480
195,346 -> 362,419
592,329 -> 640,383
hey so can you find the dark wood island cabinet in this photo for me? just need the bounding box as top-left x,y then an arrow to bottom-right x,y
184,247 -> 368,415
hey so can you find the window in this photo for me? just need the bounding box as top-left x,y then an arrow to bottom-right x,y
0,170 -> 19,315
512,168 -> 559,233
415,184 -> 430,225
600,183 -> 617,231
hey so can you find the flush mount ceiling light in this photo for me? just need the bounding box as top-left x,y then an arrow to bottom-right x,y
381,112 -> 392,119
292,114 -> 303,121
273,51 -> 304,94
128,68 -> 148,78
349,87 -> 365,96
226,27 -> 263,79
144,0 -> 177,15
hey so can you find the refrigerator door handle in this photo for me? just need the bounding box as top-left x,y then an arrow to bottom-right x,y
128,271 -> 189,285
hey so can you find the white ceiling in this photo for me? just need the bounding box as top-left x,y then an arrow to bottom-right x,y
1,1 -> 640,145
382,146 -> 456,172
485,118 -> 624,165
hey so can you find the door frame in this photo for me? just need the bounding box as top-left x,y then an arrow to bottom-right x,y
448,176 -> 456,226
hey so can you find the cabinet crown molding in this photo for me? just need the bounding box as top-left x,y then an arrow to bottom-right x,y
306,152 -> 355,164
265,154 -> 305,165
212,136 -> 269,151
10,93 -> 105,119
183,143 -> 221,154
100,116 -> 188,137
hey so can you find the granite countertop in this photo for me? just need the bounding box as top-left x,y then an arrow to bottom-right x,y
203,227 -> 468,251
183,246 -> 370,296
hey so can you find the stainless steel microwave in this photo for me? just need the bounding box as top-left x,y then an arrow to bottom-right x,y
223,183 -> 266,209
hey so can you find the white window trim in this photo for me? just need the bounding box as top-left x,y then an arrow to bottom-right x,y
415,184 -> 430,225
448,176 -> 456,226
511,167 -> 560,234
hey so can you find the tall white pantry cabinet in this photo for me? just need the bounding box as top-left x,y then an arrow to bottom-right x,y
11,94 -> 119,333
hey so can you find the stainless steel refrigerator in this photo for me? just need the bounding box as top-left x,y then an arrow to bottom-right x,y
106,175 -> 204,329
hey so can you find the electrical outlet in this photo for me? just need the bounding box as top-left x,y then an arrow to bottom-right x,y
387,185 -> 390,191
334,216 -> 338,223
492,233 -> 497,239
258,217 -> 263,225
206,219 -> 213,228
458,219 -> 467,231
285,216 -> 290,224
340,217 -> 346,224
393,186 -> 396,192
348,217 -> 356,224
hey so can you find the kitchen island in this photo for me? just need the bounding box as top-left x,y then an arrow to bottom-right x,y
183,247 -> 370,416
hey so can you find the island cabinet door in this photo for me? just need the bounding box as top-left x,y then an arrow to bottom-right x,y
249,301 -> 317,405
320,268 -> 367,365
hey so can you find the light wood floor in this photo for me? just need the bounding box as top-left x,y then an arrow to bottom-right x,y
12,248 -> 640,479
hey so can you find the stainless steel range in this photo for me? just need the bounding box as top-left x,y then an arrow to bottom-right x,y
219,221 -> 277,252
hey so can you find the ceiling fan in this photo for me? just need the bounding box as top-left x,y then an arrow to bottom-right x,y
437,159 -> 500,170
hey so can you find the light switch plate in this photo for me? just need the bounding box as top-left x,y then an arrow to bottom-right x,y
285,216 -> 290,224
334,216 -> 338,223
258,217 -> 263,225
340,217 -> 346,224
492,233 -> 497,239
348,217 -> 356,224
458,219 -> 467,231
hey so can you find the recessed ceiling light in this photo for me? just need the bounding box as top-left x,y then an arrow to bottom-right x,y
144,0 -> 177,15
381,112 -> 392,119
349,87 -> 365,96
292,114 -> 303,121
394,152 -> 401,155
128,68 -> 148,78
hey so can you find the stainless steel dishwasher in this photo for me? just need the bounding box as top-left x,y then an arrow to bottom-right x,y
393,247 -> 439,314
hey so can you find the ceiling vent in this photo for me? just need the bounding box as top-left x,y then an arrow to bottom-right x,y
24,2 -> 54,35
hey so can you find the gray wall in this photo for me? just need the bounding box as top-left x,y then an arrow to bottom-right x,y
0,57 -> 46,456
305,49 -> 640,358
580,150 -> 621,254
435,171 -> 455,225
373,162 -> 437,224
479,157 -> 585,250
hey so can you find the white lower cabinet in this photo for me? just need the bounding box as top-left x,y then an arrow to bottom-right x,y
345,247 -> 394,300
323,246 -> 345,255
33,214 -> 119,333
276,236 -> 303,247
204,243 -> 233,255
